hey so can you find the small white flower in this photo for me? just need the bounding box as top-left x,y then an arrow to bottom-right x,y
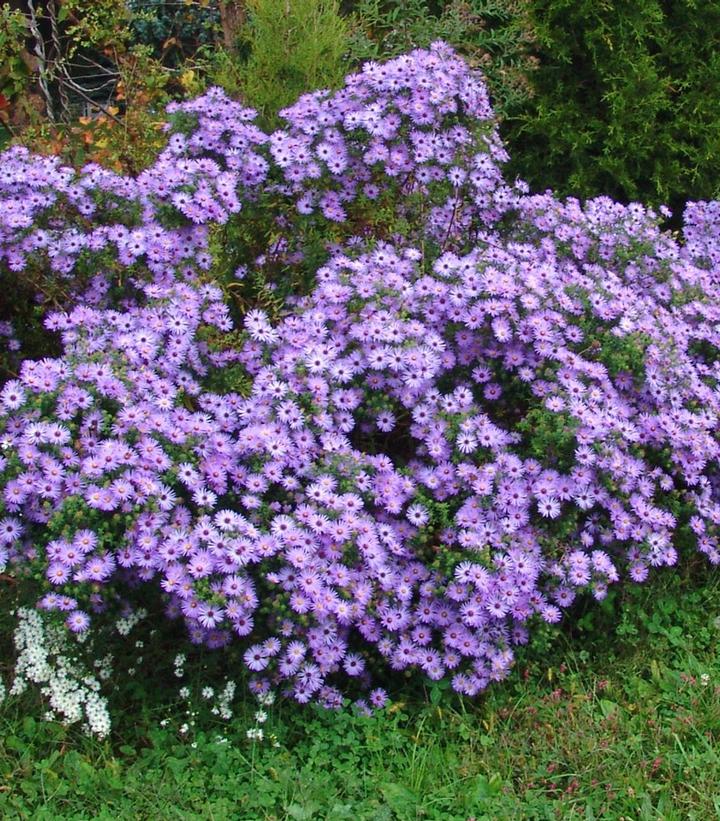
9,608 -> 111,738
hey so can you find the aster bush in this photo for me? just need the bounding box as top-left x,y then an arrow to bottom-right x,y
1,42 -> 719,724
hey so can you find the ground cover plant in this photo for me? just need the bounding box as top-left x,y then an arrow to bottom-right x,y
1,42 -> 720,753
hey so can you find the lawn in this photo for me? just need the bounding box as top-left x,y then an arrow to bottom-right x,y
3,566 -> 719,820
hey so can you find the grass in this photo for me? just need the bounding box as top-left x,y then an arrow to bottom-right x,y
2,564 -> 720,819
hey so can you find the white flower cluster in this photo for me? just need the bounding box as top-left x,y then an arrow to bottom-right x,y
9,608 -> 111,738
246,690 -> 277,743
92,652 -> 114,682
114,608 -> 147,636
165,675 -> 239,742
176,684 -> 198,738
257,690 -> 275,707
212,680 -> 236,721
173,653 -> 186,678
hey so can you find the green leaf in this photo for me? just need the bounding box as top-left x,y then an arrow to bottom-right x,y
286,802 -> 319,820
380,782 -> 417,816
472,773 -> 503,803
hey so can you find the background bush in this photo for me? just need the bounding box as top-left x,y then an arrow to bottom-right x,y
504,0 -> 720,219
216,0 -> 350,128
128,0 -> 220,66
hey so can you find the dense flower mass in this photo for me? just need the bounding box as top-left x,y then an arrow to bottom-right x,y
270,44 -> 517,240
0,87 -> 267,297
1,42 -> 719,709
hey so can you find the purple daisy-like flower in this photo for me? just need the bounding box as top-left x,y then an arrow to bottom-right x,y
66,610 -> 90,633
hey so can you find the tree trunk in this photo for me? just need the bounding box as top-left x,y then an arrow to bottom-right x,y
219,1 -> 247,53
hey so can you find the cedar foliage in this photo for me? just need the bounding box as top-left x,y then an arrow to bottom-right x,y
505,0 -> 720,216
236,0 -> 349,127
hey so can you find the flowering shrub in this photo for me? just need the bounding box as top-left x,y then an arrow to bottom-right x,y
1,42 -> 719,717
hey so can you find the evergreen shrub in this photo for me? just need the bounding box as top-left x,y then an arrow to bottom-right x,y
232,0 -> 349,127
502,0 -> 720,216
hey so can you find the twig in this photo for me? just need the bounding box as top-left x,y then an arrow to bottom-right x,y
47,0 -> 71,121
25,0 -> 55,122
56,64 -> 123,125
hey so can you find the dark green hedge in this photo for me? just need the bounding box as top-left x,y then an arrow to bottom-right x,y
507,0 -> 720,217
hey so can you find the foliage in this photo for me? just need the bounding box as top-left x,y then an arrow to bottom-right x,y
128,0 -> 221,66
228,0 -> 350,128
59,0 -> 133,53
4,0 -> 183,174
1,44 -> 720,726
22,46 -> 173,174
0,4 -> 36,146
0,5 -> 28,100
504,0 -> 720,218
